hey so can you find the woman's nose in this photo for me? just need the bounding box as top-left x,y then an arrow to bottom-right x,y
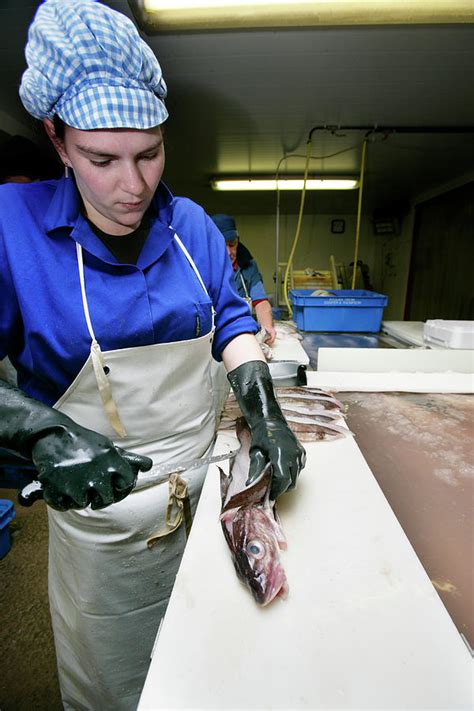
121,163 -> 145,195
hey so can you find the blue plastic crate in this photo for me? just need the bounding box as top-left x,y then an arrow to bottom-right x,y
289,289 -> 388,333
0,499 -> 16,559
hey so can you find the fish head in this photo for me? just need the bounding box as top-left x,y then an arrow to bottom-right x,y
225,505 -> 288,605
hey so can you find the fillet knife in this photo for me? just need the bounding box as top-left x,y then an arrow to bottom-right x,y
17,446 -> 240,507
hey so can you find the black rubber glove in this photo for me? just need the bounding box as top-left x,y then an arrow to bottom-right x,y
0,379 -> 152,511
227,360 -> 306,500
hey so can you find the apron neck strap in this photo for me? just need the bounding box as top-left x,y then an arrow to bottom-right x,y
76,242 -> 97,343
239,270 -> 250,299
173,232 -> 216,328
75,242 -> 127,438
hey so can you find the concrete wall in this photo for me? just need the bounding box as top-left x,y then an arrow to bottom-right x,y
231,212 -> 379,303
230,204 -> 436,321
371,209 -> 415,320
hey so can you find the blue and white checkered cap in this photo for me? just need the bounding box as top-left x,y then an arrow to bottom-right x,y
19,0 -> 168,130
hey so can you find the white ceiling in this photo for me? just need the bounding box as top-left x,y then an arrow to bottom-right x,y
1,1 -> 473,215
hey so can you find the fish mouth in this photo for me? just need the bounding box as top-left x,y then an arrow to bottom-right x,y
234,551 -> 287,606
256,564 -> 288,606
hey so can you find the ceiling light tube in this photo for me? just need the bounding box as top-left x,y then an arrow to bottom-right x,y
211,178 -> 360,191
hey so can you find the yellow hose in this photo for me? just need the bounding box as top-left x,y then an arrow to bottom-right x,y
283,139 -> 312,317
351,138 -> 368,289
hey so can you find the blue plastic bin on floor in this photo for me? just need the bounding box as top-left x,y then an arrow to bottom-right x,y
289,289 -> 388,332
0,499 -> 16,559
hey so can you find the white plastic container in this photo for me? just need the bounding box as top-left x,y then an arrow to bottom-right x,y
268,360 -> 307,386
423,320 -> 474,349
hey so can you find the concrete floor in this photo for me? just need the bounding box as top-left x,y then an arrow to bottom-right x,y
0,490 -> 62,711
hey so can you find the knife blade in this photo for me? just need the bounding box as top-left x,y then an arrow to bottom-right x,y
17,446 -> 240,507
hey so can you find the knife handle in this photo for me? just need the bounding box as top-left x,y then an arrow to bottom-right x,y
18,480 -> 44,507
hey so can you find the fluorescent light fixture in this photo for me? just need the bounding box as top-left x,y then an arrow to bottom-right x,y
147,0 -> 294,7
211,178 -> 359,191
137,1 -> 472,31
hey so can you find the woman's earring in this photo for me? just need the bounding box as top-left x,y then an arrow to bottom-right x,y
64,164 -> 69,179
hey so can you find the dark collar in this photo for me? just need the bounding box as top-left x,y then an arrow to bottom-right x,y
236,241 -> 253,269
43,176 -> 176,269
43,176 -> 175,234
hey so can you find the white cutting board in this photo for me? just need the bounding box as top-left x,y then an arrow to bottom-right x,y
316,347 -> 474,373
138,432 -> 472,709
306,369 -> 474,393
271,333 -> 310,365
382,320 -> 429,347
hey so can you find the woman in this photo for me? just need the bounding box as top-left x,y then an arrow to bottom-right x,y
0,1 -> 305,709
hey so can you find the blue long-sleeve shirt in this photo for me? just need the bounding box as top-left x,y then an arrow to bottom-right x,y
0,177 -> 257,405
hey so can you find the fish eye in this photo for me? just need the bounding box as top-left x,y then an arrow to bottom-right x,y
246,539 -> 265,559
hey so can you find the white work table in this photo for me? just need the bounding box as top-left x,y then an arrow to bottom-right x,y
139,427 -> 472,708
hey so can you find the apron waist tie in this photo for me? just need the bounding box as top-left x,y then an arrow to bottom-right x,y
147,473 -> 193,547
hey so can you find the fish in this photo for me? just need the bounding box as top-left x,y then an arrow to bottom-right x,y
278,386 -> 335,396
277,394 -> 343,411
280,406 -> 342,421
274,322 -> 303,341
219,384 -> 350,442
219,418 -> 289,606
276,387 -> 344,409
284,416 -> 351,439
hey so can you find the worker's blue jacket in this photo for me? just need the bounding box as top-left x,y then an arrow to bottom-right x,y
0,177 -> 256,405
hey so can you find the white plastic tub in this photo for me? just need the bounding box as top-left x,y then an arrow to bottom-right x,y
423,320 -> 474,349
268,360 -> 307,386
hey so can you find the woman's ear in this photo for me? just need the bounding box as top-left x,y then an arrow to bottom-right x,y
43,118 -> 68,164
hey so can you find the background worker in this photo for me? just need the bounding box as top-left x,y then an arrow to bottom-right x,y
211,213 -> 277,345
0,133 -> 59,184
0,1 -> 305,709
0,134 -> 59,390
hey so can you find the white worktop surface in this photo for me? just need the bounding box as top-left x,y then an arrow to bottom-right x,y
139,425 -> 472,709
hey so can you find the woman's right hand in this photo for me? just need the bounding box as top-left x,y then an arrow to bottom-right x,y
0,379 -> 152,511
31,424 -> 152,511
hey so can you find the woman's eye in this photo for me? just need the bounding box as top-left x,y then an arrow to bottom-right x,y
91,160 -> 111,168
140,153 -> 158,162
246,539 -> 265,560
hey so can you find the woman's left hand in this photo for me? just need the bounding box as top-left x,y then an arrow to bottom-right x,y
246,415 -> 306,499
227,359 -> 306,500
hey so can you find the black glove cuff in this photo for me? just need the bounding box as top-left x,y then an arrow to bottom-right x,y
0,379 -> 78,458
227,360 -> 284,427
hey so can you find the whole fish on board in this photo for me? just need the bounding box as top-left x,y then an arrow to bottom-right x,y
274,321 -> 303,341
219,418 -> 288,606
219,384 -> 350,442
278,396 -> 343,412
281,407 -> 342,421
276,387 -> 344,410
283,415 -> 352,442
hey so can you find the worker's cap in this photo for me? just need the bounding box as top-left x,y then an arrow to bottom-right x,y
19,0 -> 168,130
211,214 -> 239,242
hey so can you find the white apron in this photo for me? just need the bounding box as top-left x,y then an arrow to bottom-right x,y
48,233 -> 216,711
